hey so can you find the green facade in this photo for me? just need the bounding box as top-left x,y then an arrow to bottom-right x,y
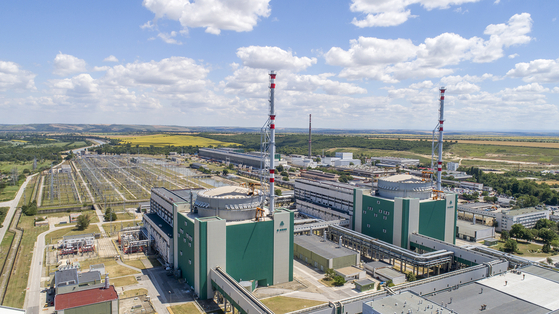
418,200 -> 447,241
359,195 -> 395,244
63,301 -> 113,314
226,221 -> 274,286
177,214 -> 196,289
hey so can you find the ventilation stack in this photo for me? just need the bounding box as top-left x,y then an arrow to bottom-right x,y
268,71 -> 277,214
105,273 -> 109,289
436,87 -> 446,191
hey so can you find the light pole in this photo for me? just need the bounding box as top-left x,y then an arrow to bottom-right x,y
168,290 -> 172,305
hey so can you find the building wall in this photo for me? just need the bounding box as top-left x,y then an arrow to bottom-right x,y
273,209 -> 293,284
358,195 -> 395,244
332,255 -> 359,270
63,301 -> 112,314
177,214 -> 196,291
294,243 -> 330,271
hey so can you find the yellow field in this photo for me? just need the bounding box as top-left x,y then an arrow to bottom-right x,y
396,138 -> 559,148
110,134 -> 240,147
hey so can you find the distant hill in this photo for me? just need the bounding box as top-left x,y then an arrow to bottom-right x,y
0,124 -> 558,137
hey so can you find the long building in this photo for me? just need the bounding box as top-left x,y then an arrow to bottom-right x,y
199,147 -> 265,169
294,179 -> 354,221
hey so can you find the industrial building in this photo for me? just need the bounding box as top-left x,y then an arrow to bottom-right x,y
55,285 -> 118,314
370,157 -> 420,168
299,170 -> 339,182
456,220 -> 495,241
447,161 -> 460,171
143,187 -> 191,266
294,234 -> 359,272
496,207 -> 550,232
54,268 -> 102,295
353,174 -> 457,248
294,179 -> 353,221
198,147 -> 280,169
322,152 -> 361,167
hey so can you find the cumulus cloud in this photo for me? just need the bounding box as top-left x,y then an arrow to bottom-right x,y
50,74 -> 99,96
506,58 -> 559,83
157,31 -> 182,45
236,46 -> 317,72
0,60 -> 36,91
350,0 -> 480,28
53,53 -> 87,76
325,14 -> 532,82
501,83 -> 550,94
142,0 -> 271,35
103,55 -> 119,63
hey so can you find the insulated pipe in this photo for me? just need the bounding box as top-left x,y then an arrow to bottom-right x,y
269,71 -> 276,214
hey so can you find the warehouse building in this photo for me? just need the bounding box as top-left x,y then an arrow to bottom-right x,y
370,157 -> 420,168
55,285 -> 118,314
353,174 -> 457,248
294,234 -> 359,272
199,147 -> 270,169
456,220 -> 495,241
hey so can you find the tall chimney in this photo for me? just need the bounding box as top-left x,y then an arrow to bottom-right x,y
308,114 -> 312,159
105,273 -> 109,289
268,71 -> 276,214
436,87 -> 446,191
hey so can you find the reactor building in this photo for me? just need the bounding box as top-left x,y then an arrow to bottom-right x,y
352,174 -> 457,249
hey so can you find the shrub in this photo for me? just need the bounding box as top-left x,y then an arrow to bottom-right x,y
76,214 -> 91,230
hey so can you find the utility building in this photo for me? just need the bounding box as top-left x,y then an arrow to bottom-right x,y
353,174 -> 457,249
294,234 -> 359,272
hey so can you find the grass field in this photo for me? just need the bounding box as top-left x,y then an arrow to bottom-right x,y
45,224 -> 100,243
493,240 -> 554,257
110,134 -> 240,148
111,276 -> 138,287
169,302 -> 202,314
102,220 -> 142,235
0,178 -> 25,202
120,288 -> 148,298
123,259 -> 147,270
454,140 -> 559,148
17,175 -> 37,207
0,161 -> 52,174
77,257 -> 141,278
261,296 -> 326,314
3,214 -> 49,309
0,207 -> 9,227
449,143 -> 559,163
0,231 -> 15,275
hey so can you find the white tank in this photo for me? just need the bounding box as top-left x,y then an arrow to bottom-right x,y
377,174 -> 432,200
194,186 -> 263,221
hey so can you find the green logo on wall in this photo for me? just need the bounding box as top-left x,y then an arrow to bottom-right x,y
280,221 -> 285,227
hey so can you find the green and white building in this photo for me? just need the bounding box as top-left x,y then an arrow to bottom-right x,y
352,175 -> 457,249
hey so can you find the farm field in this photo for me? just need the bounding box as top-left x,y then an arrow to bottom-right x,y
109,134 -> 240,147
448,143 -> 559,164
454,140 -> 559,148
0,160 -> 52,174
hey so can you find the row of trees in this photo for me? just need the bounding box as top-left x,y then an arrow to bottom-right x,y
502,219 -> 559,253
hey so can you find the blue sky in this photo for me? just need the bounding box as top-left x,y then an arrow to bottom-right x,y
0,0 -> 558,131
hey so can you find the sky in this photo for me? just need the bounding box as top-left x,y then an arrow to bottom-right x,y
0,0 -> 558,131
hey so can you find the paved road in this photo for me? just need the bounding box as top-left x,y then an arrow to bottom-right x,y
24,224 -> 73,314
0,174 -> 37,245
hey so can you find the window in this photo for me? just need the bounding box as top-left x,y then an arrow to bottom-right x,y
366,224 -> 370,228
377,201 -> 380,204
180,251 -> 183,256
189,259 -> 192,265
189,242 -> 191,247
363,210 -> 366,214
374,214 -> 377,217
184,221 -> 187,226
383,229 -> 386,233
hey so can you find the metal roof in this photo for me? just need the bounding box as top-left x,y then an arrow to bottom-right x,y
144,213 -> 173,238
54,268 -> 78,287
294,235 -> 358,260
374,268 -> 405,280
55,286 -> 118,311
78,270 -> 101,284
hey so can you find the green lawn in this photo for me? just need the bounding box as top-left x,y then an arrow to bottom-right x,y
3,214 -> 49,309
449,143 -> 559,164
493,240 -> 555,257
261,296 -> 326,314
17,175 -> 37,207
0,231 -> 15,274
0,161 -> 52,174
0,179 -> 25,202
0,207 -> 9,227
123,259 -> 146,270
45,224 -> 100,243
169,303 -> 202,314
102,221 -> 142,235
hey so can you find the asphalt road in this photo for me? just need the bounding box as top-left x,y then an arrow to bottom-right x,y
0,174 -> 36,245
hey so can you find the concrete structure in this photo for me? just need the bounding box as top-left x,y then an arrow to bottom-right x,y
293,234 -> 359,272
353,187 -> 457,249
176,208 -> 294,299
299,170 -> 339,182
456,220 -> 495,241
294,179 -> 354,221
370,157 -> 420,167
198,148 -> 263,169
335,266 -> 366,281
190,162 -> 209,170
447,161 -> 459,171
194,186 -> 263,221
143,187 -> 191,266
363,291 -> 453,314
377,174 -> 432,200
363,261 -> 393,277
290,156 -> 317,169
55,285 -> 118,314
374,267 -> 406,285
325,152 -> 361,167
496,207 -> 551,232
54,268 -> 102,295
354,278 -> 376,292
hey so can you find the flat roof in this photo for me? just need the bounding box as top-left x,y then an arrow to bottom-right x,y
425,282 -> 548,314
355,278 -> 375,286
144,213 -> 173,238
336,266 -> 362,276
366,292 -> 453,314
198,185 -> 261,198
457,220 -> 495,232
294,235 -> 358,260
55,268 -> 78,287
458,202 -> 493,209
522,265 -> 559,284
503,207 -> 549,217
0,306 -> 25,313
55,286 -> 118,311
152,187 -> 190,204
78,270 -> 101,283
364,261 -> 392,270
375,268 -> 405,280
380,174 -> 424,183
477,270 -> 559,311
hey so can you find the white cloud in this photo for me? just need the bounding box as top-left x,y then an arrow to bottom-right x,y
0,60 -> 36,92
506,58 -> 559,83
350,0 -> 480,28
142,0 -> 271,35
50,74 -> 99,96
325,14 -> 532,82
509,53 -> 519,59
157,31 -> 182,45
53,53 -> 87,76
501,83 -> 550,94
236,46 -> 317,72
93,66 -> 111,71
103,55 -> 119,63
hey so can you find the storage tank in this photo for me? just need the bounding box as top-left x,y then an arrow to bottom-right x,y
194,186 -> 263,221
377,174 -> 432,200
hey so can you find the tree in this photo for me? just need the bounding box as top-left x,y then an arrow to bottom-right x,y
543,243 -> 552,253
275,189 -> 282,196
76,214 -> 91,230
104,208 -> 117,221
222,169 -> 229,176
276,165 -> 284,173
282,176 -> 290,181
535,219 -> 556,230
501,230 -> 510,241
547,257 -> 554,265
510,224 -> 525,239
504,239 -> 518,253
228,163 -> 235,170
481,191 -> 489,196
325,268 -> 335,279
333,275 -> 346,286
280,171 -> 288,177
22,200 -> 37,216
538,228 -> 558,244
406,272 -> 417,282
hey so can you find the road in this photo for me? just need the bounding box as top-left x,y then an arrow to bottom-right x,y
0,174 -> 37,245
24,224 -> 73,314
